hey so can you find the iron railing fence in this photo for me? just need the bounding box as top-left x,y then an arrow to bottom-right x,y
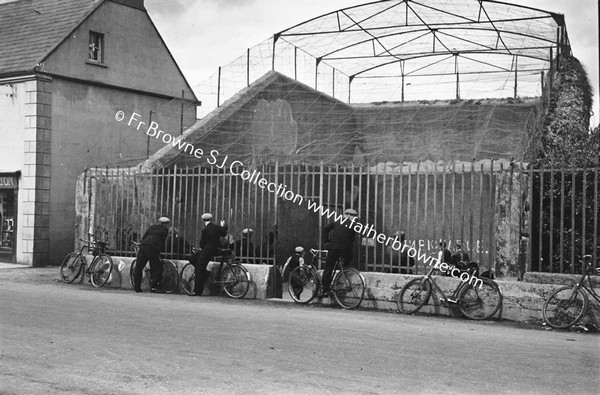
79,160 -> 599,276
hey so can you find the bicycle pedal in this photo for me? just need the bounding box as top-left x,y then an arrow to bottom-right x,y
446,298 -> 458,304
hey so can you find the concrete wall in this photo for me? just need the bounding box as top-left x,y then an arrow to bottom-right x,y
50,78 -> 196,265
82,255 -> 275,299
354,100 -> 539,163
0,77 -> 53,266
358,272 -> 599,326
76,255 -> 600,327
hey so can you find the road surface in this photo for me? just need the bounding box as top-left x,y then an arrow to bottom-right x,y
0,267 -> 598,394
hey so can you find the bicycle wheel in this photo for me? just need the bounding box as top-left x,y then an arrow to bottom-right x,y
180,263 -> 195,295
89,254 -> 113,288
542,286 -> 589,329
160,260 -> 180,294
288,265 -> 319,304
457,278 -> 502,320
332,268 -> 365,309
396,278 -> 432,314
129,259 -> 151,292
60,252 -> 84,284
221,264 -> 250,299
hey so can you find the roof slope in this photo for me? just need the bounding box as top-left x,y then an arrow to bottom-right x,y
140,70 -> 540,169
0,0 -> 102,75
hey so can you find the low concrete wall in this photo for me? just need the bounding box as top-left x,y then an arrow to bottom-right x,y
80,256 -> 600,326
523,272 -> 600,287
317,272 -> 600,326
82,255 -> 275,299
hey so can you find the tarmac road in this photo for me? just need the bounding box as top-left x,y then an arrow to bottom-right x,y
0,267 -> 598,395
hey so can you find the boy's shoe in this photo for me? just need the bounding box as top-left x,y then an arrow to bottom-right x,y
134,288 -> 142,293
150,286 -> 165,294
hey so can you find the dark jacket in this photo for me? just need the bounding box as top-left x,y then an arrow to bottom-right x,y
323,221 -> 355,250
200,222 -> 228,250
450,250 -> 470,266
234,237 -> 254,258
441,248 -> 452,263
140,224 -> 169,252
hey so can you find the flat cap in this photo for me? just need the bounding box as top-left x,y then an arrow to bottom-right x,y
344,208 -> 358,216
201,213 -> 213,221
158,217 -> 171,223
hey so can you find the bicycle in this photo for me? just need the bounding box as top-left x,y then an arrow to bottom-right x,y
287,249 -> 366,309
60,238 -> 113,288
129,242 -> 180,293
542,255 -> 599,329
396,260 -> 503,320
179,248 -> 250,298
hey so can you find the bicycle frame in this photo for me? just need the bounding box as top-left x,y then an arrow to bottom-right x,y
419,264 -> 476,304
210,251 -> 235,285
306,249 -> 343,285
576,258 -> 600,303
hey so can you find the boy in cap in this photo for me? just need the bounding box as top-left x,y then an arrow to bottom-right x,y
190,213 -> 228,296
321,208 -> 358,296
281,246 -> 306,299
234,228 -> 255,262
134,216 -> 172,293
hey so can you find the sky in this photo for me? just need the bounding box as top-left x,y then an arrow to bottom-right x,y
145,0 -> 600,126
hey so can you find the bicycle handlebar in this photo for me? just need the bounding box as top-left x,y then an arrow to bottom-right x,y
79,238 -> 108,247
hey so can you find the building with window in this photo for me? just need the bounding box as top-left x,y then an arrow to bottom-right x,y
0,0 -> 198,266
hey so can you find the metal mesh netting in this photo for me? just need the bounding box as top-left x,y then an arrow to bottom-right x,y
194,0 -> 567,118
147,70 -> 541,168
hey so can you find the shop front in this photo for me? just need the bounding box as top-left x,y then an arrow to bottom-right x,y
0,173 -> 18,263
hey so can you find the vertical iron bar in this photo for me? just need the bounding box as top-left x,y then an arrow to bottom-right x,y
195,168 -> 201,245
319,162 -> 324,270
425,163 -> 430,249
513,56 -> 518,98
549,161 -> 555,272
582,164 -> 587,260
390,165 -> 395,270
247,48 -> 250,87
469,161 -> 474,259
570,167 -> 575,273
180,90 -> 184,135
357,165 -> 362,270
407,164 -> 412,259
527,164 -> 533,273
461,163 -> 465,246
489,160 -> 495,272
451,162 -> 455,245
594,162 -> 599,271
479,162 -> 484,264
366,164 -> 372,271
537,168 -> 544,271
440,162 -> 446,245
217,66 -> 221,108
415,162 -> 420,271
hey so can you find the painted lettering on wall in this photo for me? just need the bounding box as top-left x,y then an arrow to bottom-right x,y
0,177 -> 17,188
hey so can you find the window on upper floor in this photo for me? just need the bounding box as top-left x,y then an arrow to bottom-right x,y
88,31 -> 104,63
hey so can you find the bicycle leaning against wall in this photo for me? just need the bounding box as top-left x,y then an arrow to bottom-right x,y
287,249 -> 366,309
542,255 -> 600,329
396,259 -> 503,320
129,241 -> 180,293
180,247 -> 250,298
60,238 -> 113,288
